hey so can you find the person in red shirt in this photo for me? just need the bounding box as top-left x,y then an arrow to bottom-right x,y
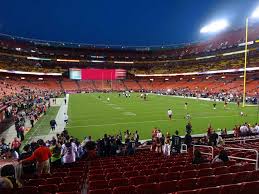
20,139 -> 52,175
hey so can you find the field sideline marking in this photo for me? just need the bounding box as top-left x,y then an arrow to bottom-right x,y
66,114 -> 257,128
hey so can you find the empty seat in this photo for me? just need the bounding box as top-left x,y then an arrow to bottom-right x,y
52,172 -> 68,177
178,178 -> 197,191
159,180 -> 178,193
220,183 -> 241,194
228,165 -> 241,173
106,172 -> 123,180
26,179 -> 47,186
17,186 -> 38,194
135,183 -> 160,194
59,182 -> 80,192
88,174 -> 105,182
38,184 -> 58,194
240,181 -> 259,194
155,167 -> 169,174
88,180 -> 108,190
197,168 -> 213,177
112,185 -> 136,194
233,171 -> 250,183
175,190 -> 198,194
146,174 -> 162,183
123,171 -> 139,178
213,166 -> 229,175
129,176 -> 147,186
88,188 -> 112,194
46,177 -> 64,184
197,176 -> 215,188
248,170 -> 259,181
63,176 -> 83,184
139,169 -> 154,176
181,170 -> 197,179
215,174 -> 234,186
108,178 -> 129,188
198,187 -> 220,194
164,172 -> 180,181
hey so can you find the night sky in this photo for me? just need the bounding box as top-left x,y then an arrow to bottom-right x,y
0,0 -> 258,46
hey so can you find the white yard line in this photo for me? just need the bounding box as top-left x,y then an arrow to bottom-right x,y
66,114 -> 257,128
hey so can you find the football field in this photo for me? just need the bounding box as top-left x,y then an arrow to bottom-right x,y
66,93 -> 258,141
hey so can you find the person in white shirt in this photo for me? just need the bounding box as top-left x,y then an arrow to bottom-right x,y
255,124 -> 259,134
61,139 -> 77,164
64,113 -> 68,124
240,124 -> 248,136
167,109 -> 173,120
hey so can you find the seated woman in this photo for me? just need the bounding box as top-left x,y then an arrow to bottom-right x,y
212,150 -> 229,163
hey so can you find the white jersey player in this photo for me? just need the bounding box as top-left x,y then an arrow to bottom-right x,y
167,109 -> 173,120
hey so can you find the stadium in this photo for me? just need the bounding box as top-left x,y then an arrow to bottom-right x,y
0,1 -> 259,194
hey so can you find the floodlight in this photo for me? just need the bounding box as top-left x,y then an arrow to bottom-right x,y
200,19 -> 229,33
252,6 -> 259,18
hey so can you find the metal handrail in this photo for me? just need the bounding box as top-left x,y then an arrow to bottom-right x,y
193,145 -> 214,159
224,147 -> 259,170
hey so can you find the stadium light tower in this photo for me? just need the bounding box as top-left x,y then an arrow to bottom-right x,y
242,6 -> 259,107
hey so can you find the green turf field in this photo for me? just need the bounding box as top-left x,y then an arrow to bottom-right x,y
23,106 -> 60,145
67,93 -> 258,141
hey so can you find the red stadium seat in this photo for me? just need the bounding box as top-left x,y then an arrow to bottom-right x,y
26,179 -> 47,186
175,190 -> 198,194
213,166 -> 229,175
88,174 -> 105,182
159,180 -> 178,193
46,177 -> 64,184
112,185 -> 136,194
88,188 -> 112,194
106,172 -> 123,180
197,168 -> 213,177
198,187 -> 220,194
146,174 -> 162,183
135,183 -> 160,194
38,184 -> 58,194
164,172 -> 180,181
17,186 -> 38,194
248,170 -> 259,181
108,178 -> 129,188
129,176 -> 147,186
139,169 -> 154,176
240,181 -> 259,194
196,176 -> 216,188
220,184 -> 241,194
181,170 -> 197,179
233,171 -> 250,183
178,178 -> 197,191
123,171 -> 139,178
215,174 -> 234,186
59,182 -> 80,192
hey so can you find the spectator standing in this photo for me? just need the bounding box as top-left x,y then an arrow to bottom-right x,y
171,130 -> 181,154
61,138 -> 77,165
21,139 -> 52,175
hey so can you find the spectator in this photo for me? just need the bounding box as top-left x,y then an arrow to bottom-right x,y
20,139 -> 52,175
192,150 -> 206,164
212,150 -> 229,163
134,130 -> 139,144
171,130 -> 181,154
0,164 -> 22,189
19,144 -> 35,175
50,140 -> 61,166
184,132 -> 192,148
11,137 -> 21,154
0,138 -> 9,156
185,122 -> 192,134
61,138 -> 77,165
163,135 -> 171,156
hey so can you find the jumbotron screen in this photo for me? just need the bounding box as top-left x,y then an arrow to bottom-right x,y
69,68 -> 126,80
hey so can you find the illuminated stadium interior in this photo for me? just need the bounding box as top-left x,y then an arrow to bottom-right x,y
0,1 -> 259,194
